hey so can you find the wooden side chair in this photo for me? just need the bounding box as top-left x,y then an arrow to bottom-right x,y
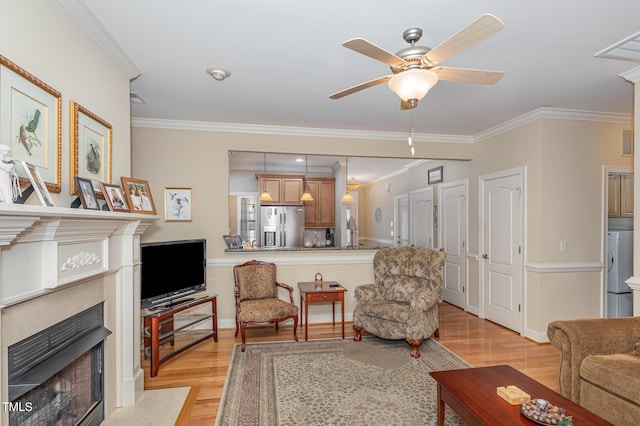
233,260 -> 299,351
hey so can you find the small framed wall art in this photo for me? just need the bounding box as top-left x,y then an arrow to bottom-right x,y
1,56 -> 62,193
428,166 -> 443,185
121,176 -> 156,215
21,161 -> 55,207
164,187 -> 192,221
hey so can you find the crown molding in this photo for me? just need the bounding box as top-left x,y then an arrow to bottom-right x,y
474,107 -> 632,142
621,66 -> 640,83
130,117 -> 474,144
57,0 -> 141,80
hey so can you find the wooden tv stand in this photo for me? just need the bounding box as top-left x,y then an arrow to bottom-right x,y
142,294 -> 218,377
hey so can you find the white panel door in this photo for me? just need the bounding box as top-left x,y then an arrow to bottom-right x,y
410,187 -> 433,248
481,171 -> 523,333
439,180 -> 467,309
394,195 -> 410,246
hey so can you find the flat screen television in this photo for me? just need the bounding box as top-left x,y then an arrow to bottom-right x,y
140,239 -> 206,308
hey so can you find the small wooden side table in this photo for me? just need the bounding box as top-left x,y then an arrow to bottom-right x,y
298,281 -> 347,341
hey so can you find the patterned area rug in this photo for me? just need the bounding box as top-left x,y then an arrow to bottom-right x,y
216,337 -> 470,425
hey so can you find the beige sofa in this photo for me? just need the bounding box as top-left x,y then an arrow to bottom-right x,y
547,317 -> 640,426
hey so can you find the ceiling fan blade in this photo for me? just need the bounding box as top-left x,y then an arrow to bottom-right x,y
343,38 -> 405,66
434,67 -> 505,85
426,14 -> 504,65
400,100 -> 418,110
329,75 -> 392,99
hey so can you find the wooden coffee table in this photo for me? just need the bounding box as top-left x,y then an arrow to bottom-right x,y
430,364 -> 612,425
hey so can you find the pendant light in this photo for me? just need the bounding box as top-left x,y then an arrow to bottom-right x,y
341,156 -> 353,202
259,152 -> 272,202
300,154 -> 314,201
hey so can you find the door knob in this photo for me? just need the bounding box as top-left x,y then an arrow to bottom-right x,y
482,253 -> 489,259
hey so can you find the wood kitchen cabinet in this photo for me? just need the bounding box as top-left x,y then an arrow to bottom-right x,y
608,173 -> 634,217
303,177 -> 335,228
256,174 -> 304,205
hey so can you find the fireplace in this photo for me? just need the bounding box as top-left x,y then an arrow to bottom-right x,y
0,205 -> 155,424
7,304 -> 110,426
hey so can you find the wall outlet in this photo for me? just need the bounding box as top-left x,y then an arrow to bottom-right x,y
351,290 -> 356,301
560,240 -> 568,252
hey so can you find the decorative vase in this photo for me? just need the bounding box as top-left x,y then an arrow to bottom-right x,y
0,145 -> 20,204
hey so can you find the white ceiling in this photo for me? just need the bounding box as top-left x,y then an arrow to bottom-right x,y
68,1 -> 640,181
75,0 -> 640,136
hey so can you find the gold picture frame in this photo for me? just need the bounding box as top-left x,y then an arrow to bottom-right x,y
0,56 -> 62,193
164,187 -> 192,222
121,177 -> 156,215
70,100 -> 112,197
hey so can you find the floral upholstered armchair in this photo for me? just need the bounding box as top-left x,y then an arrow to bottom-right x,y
233,260 -> 299,351
352,247 -> 445,358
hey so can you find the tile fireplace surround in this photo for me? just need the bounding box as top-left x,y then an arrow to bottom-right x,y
0,203 -> 156,424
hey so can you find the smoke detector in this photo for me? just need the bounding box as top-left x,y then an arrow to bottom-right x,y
206,67 -> 231,81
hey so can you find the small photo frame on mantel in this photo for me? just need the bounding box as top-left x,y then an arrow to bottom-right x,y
74,176 -> 100,210
21,161 -> 55,207
121,177 -> 156,215
100,182 -> 129,212
428,166 -> 443,185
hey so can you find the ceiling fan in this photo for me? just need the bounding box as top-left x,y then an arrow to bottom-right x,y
329,14 -> 505,110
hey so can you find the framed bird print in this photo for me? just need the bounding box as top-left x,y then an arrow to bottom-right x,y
70,100 -> 112,197
164,187 -> 192,221
0,55 -> 62,193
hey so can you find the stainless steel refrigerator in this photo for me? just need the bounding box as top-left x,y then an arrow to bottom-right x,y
260,206 -> 305,248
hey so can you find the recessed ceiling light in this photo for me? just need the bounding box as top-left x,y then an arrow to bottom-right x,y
206,67 -> 231,81
295,158 -> 304,162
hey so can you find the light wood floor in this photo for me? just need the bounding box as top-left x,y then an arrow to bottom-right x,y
142,302 -> 561,425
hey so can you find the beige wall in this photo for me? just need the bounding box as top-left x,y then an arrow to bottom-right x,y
0,1 -> 132,207
131,127 -> 474,325
305,118 -> 632,340
132,117 -> 632,338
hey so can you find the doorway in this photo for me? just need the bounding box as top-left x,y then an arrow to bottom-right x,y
439,179 -> 468,309
409,187 -> 434,248
394,194 -> 409,246
480,168 -> 525,333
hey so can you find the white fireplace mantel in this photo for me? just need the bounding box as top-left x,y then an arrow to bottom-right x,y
0,203 -> 157,421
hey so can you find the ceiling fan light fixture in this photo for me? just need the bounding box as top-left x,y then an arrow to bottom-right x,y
388,68 -> 438,102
